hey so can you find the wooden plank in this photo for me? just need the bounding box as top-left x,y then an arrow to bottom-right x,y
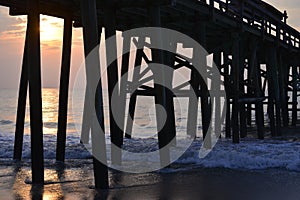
8,0 -> 76,19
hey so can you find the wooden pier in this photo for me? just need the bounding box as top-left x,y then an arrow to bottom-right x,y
1,0 -> 300,188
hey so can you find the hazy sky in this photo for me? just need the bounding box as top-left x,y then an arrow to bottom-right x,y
0,1 -> 299,88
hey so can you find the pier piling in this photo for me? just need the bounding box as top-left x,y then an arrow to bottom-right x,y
56,16 -> 72,162
13,28 -> 29,161
27,0 -> 44,184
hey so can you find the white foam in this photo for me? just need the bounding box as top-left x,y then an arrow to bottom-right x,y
0,132 -> 300,172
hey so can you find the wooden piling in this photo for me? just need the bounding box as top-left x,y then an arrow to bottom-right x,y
197,23 -> 212,146
13,28 -> 29,161
239,39 -> 247,138
148,5 -> 171,166
103,8 -> 123,165
246,56 -> 253,127
27,0 -> 44,184
292,65 -> 298,126
56,17 -> 73,162
231,33 -> 240,143
213,51 -> 222,138
187,67 -> 200,139
267,46 -> 281,135
279,56 -> 289,127
249,39 -> 265,139
163,43 -> 177,146
265,50 -> 277,136
119,33 -> 131,139
187,22 -> 208,140
223,51 -> 232,138
80,0 -> 108,189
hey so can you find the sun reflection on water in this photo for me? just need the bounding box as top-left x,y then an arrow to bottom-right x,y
13,168 -> 64,200
42,89 -> 59,135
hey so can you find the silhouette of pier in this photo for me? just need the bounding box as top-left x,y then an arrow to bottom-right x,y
1,0 -> 299,188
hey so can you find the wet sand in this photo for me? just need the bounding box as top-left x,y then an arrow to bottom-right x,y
1,159 -> 300,200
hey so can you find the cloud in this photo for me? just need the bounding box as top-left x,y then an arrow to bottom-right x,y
0,8 -> 26,39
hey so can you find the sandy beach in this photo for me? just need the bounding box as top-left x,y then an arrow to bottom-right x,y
1,159 -> 300,200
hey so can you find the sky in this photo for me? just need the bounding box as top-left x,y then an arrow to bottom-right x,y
0,0 -> 299,89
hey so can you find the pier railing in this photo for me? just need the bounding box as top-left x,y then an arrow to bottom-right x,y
2,0 -> 300,49
205,0 -> 300,49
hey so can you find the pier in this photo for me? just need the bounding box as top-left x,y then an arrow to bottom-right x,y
1,0 -> 299,189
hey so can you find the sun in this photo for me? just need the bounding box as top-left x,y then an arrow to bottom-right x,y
40,15 -> 63,43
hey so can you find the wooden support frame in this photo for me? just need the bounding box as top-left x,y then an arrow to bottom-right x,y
125,37 -> 146,139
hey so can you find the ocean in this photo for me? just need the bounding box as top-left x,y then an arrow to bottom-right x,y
1,88 -> 300,199
0,88 -> 300,172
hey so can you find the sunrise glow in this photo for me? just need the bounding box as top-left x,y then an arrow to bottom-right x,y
40,15 -> 63,43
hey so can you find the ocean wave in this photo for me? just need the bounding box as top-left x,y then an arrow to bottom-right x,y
43,122 -> 58,128
0,120 -> 13,125
0,132 -> 300,172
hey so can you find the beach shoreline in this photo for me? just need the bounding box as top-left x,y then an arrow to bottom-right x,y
1,160 -> 300,200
